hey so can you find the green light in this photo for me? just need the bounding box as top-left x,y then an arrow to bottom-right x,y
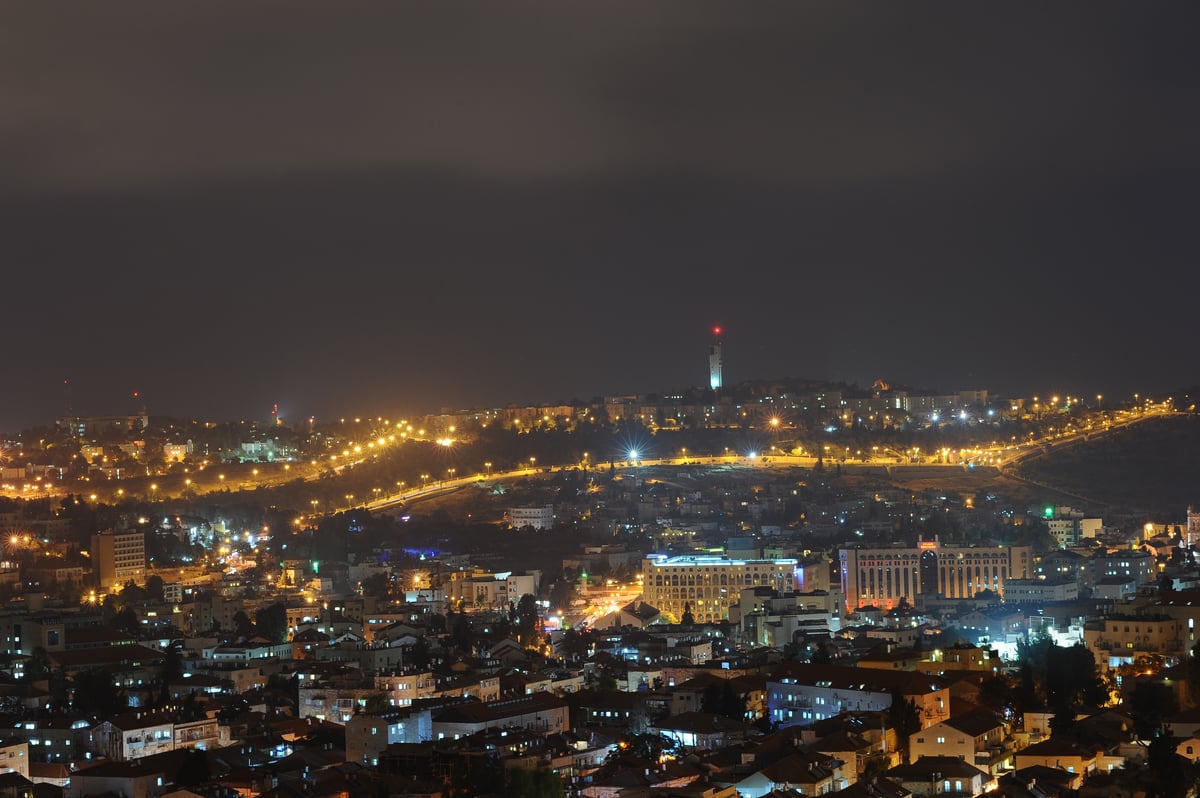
1043,507 -> 1054,518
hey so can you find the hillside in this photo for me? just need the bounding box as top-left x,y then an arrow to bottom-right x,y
1013,414 -> 1200,518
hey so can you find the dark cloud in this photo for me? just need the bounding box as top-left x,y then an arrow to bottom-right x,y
0,2 -> 1197,428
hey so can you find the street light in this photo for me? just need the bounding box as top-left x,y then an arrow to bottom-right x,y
446,468 -> 456,482
484,462 -> 492,477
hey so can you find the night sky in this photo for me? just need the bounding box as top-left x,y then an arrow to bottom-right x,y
2,3 -> 1198,430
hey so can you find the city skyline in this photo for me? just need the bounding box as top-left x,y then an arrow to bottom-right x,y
3,3 -> 1198,430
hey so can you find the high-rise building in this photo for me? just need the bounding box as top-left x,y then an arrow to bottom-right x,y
91,529 -> 146,589
708,327 -> 723,390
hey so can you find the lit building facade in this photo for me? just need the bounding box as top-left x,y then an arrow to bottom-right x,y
839,542 -> 1032,610
1083,613 -> 1184,671
641,555 -> 797,623
507,505 -> 555,530
708,328 -> 723,390
90,530 -> 146,589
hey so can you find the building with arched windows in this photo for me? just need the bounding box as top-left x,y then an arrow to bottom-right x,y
839,541 -> 1032,611
641,555 -> 798,623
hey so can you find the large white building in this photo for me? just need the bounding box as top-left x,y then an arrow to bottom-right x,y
839,541 -> 1032,611
508,505 -> 555,530
641,555 -> 798,623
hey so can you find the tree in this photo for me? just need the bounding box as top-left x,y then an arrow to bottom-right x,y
1129,681 -> 1179,740
1145,732 -> 1191,798
887,689 -> 922,764
49,666 -> 69,711
73,667 -> 126,717
231,610 -> 255,639
145,574 -> 164,602
113,607 -> 139,636
255,602 -> 288,643
175,748 -> 211,788
548,577 -> 577,611
812,639 -> 833,664
451,612 -> 473,653
156,642 -> 184,706
719,680 -> 747,719
362,692 -> 391,714
120,580 -> 148,604
680,602 -> 695,626
25,647 -> 51,682
516,593 -> 539,647
408,636 -> 431,669
360,572 -> 391,599
505,767 -> 565,798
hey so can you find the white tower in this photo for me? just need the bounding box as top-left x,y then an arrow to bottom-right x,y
708,326 -> 723,390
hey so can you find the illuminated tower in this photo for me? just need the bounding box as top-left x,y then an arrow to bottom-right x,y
708,326 -> 723,390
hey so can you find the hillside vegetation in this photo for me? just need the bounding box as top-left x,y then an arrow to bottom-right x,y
1014,414 -> 1200,517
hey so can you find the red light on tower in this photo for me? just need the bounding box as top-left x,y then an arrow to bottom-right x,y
713,326 -> 722,337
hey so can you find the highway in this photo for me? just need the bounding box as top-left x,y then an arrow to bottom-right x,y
344,405 -> 1177,516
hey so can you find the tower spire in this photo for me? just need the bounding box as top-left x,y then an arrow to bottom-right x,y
708,326 -> 723,390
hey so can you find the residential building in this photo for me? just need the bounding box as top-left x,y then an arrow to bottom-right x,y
88,711 -> 174,761
1086,550 -> 1156,593
0,742 -> 28,780
375,671 -> 437,707
431,693 -> 569,740
910,709 -> 1012,776
888,755 -> 991,797
1003,579 -> 1078,604
65,760 -> 164,798
766,662 -> 949,730
346,705 -> 435,765
1082,613 -> 1184,670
